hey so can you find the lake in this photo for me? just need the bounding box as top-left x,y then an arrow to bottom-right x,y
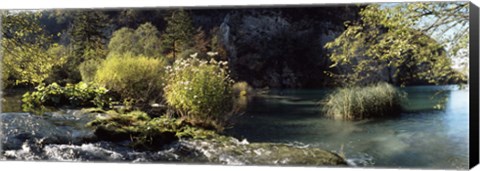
227,85 -> 469,169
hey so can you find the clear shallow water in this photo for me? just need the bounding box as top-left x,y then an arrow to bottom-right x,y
0,86 -> 469,169
227,85 -> 469,169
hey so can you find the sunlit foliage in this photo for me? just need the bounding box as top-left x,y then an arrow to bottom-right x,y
94,53 -> 167,105
108,22 -> 163,57
164,56 -> 235,130
323,82 -> 405,120
324,4 -> 465,86
1,11 -> 66,87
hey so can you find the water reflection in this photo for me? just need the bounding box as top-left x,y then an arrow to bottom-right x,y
228,85 -> 469,169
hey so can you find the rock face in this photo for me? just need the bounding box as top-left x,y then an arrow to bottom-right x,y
191,6 -> 363,88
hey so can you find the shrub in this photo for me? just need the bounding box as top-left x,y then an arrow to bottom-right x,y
232,81 -> 253,113
22,82 -> 113,112
94,53 -> 167,105
323,82 -> 405,120
164,56 -> 235,130
233,81 -> 253,97
79,58 -> 103,83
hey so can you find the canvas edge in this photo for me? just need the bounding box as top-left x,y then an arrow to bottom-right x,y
469,1 -> 479,169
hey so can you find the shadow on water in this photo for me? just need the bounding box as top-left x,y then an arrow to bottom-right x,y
1,89 -> 27,113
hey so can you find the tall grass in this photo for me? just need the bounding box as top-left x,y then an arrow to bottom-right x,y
323,82 -> 405,120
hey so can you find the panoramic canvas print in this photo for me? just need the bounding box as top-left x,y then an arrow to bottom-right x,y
0,1 -> 471,170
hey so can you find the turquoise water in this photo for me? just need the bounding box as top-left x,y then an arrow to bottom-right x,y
0,86 -> 469,169
227,85 -> 469,169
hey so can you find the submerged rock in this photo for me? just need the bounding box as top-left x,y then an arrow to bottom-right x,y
1,111 -> 97,150
2,111 -> 346,166
180,137 -> 347,166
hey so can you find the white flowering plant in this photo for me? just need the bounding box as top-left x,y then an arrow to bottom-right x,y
164,55 -> 235,130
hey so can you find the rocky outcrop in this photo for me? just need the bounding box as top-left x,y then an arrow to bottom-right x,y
208,6 -> 362,88
0,110 -> 98,150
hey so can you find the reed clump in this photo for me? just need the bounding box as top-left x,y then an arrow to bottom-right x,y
323,82 -> 405,120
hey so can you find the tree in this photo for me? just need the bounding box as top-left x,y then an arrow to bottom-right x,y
324,4 -> 465,86
402,2 -> 469,57
108,22 -> 162,57
68,10 -> 109,62
1,11 -> 66,87
107,27 -> 136,55
134,22 -> 162,57
161,9 -> 195,60
54,10 -> 110,83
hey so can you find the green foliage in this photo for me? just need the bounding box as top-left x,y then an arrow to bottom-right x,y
400,2 -> 469,57
50,10 -> 109,84
161,9 -> 195,59
231,81 -> 253,113
324,4 -> 462,86
232,81 -> 252,97
21,82 -> 113,112
164,56 -> 235,130
94,53 -> 167,105
78,58 -> 103,83
323,82 -> 405,120
108,23 -> 162,57
177,27 -> 229,62
68,10 -> 108,62
108,27 -> 136,55
1,11 -> 66,87
45,45 -> 82,85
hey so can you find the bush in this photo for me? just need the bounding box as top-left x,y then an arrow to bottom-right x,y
164,56 -> 235,130
323,82 -> 405,120
79,58 -> 103,83
22,82 -> 113,112
94,53 -> 167,105
233,81 -> 253,97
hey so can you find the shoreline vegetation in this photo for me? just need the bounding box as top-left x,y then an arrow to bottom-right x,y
1,2 -> 469,166
323,82 -> 405,121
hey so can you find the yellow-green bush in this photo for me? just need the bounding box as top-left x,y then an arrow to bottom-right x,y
79,58 -> 103,83
94,53 -> 167,105
164,56 -> 235,130
323,82 -> 405,120
233,81 -> 253,97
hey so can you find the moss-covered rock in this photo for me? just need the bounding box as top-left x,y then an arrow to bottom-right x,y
86,110 -> 227,150
181,137 -> 347,166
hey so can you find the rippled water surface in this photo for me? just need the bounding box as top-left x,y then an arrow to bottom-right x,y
227,85 -> 469,169
1,86 -> 469,169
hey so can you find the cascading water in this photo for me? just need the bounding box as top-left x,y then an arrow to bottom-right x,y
0,109 -> 346,166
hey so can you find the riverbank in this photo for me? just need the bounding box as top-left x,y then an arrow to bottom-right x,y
0,109 -> 347,166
